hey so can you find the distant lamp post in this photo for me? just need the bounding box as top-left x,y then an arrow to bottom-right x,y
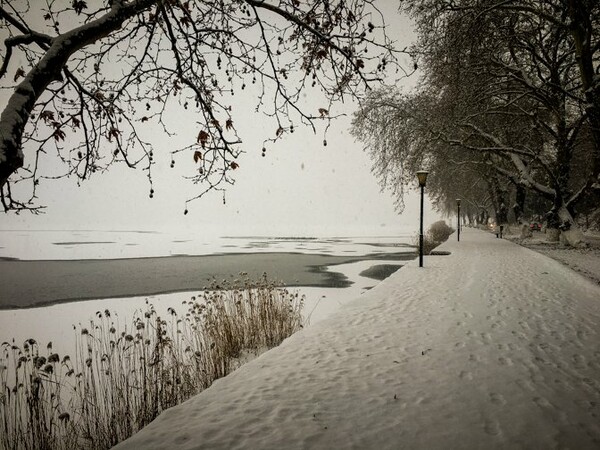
456,199 -> 461,242
416,170 -> 429,267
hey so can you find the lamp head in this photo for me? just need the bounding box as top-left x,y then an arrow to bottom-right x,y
416,170 -> 429,187
456,198 -> 461,207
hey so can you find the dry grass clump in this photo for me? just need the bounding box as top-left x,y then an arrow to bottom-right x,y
413,220 -> 454,255
0,274 -> 303,450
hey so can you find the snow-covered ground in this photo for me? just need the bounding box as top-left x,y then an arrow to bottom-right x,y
522,245 -> 600,285
504,230 -> 600,285
115,228 -> 600,449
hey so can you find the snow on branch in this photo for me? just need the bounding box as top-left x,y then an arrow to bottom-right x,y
0,0 -> 406,212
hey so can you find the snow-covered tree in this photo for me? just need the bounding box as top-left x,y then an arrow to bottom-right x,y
353,0 -> 599,246
0,0 -> 404,212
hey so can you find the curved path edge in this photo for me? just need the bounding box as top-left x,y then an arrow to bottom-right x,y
116,229 -> 600,449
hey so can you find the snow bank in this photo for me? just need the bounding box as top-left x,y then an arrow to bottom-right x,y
521,245 -> 600,285
115,229 -> 600,449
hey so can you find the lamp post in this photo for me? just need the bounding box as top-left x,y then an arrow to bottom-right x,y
456,198 -> 461,242
416,170 -> 429,267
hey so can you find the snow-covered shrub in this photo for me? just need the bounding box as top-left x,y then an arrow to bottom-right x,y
412,220 -> 454,255
427,220 -> 454,243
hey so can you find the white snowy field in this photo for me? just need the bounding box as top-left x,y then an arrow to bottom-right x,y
0,230 -> 413,260
505,231 -> 600,285
533,246 -> 600,284
115,228 -> 600,449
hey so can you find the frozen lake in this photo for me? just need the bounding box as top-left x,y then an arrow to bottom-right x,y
0,230 -> 416,357
0,229 -> 414,260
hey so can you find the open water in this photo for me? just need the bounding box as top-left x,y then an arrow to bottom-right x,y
0,230 -> 415,355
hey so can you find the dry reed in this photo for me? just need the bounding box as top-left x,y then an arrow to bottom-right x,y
0,274 -> 303,450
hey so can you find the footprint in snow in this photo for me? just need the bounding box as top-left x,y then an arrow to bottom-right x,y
489,392 -> 506,406
483,419 -> 501,436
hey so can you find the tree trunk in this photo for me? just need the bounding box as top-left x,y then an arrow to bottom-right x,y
513,184 -> 526,224
478,209 -> 489,226
545,209 -> 561,242
546,228 -> 560,242
557,204 -> 585,247
547,203 -> 584,246
520,223 -> 532,239
568,0 -> 600,180
488,174 -> 509,225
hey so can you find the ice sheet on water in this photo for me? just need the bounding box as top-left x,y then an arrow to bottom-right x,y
0,230 -> 414,260
0,257 -> 407,357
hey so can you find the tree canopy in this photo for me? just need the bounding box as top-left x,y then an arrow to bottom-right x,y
0,0 -> 407,212
353,0 -> 600,245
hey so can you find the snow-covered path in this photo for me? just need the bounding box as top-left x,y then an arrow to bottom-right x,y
116,229 -> 600,449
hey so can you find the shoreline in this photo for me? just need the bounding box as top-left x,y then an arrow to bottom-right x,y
114,229 -> 600,450
0,251 -> 414,310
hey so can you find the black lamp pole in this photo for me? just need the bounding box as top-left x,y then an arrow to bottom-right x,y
416,171 -> 429,267
456,199 -> 461,242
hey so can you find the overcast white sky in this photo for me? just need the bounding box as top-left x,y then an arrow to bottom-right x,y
0,2 -> 440,237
